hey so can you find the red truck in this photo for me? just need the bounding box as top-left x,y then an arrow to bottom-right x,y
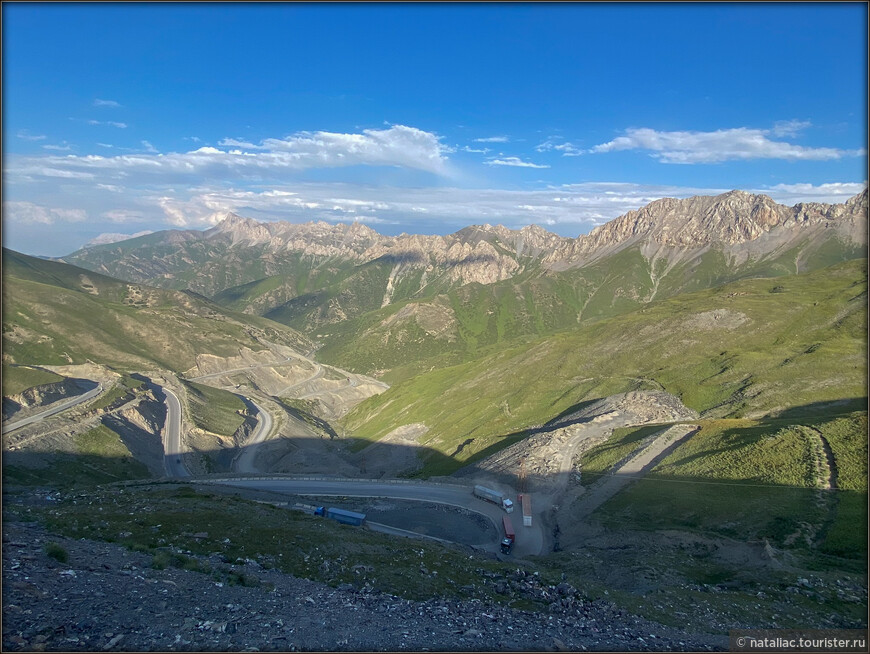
501,515 -> 516,554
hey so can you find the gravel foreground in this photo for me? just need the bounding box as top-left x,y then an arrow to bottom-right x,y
3,519 -> 728,652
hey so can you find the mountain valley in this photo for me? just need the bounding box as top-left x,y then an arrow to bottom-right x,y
3,189 -> 867,650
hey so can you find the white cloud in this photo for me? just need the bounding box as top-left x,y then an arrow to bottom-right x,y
93,99 -> 122,108
42,143 -> 73,152
485,156 -> 550,169
753,181 -> 868,205
17,129 -> 47,141
535,138 -> 582,156
15,166 -> 95,180
590,125 -> 863,163
87,120 -> 128,129
140,181 -> 733,232
3,201 -> 87,224
97,143 -> 114,148
770,119 -> 811,137
474,136 -> 510,143
461,146 -> 490,154
7,125 -> 452,183
141,140 -> 158,153
86,230 -> 153,247
101,209 -> 146,223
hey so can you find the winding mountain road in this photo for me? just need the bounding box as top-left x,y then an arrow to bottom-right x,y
232,400 -> 274,474
161,386 -> 190,479
187,356 -> 296,382
2,382 -> 104,434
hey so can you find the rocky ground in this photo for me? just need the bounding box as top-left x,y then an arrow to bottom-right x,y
2,518 -> 728,652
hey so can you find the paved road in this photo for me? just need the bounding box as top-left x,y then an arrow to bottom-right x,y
2,382 -> 104,434
199,477 -> 542,556
233,400 -> 274,474
188,357 -> 295,382
161,386 -> 190,479
277,364 -> 325,397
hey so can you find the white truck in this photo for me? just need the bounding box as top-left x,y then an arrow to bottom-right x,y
473,485 -> 514,512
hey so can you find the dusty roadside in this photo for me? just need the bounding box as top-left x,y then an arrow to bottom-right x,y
2,515 -> 727,652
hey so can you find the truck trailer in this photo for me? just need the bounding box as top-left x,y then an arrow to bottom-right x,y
473,485 -> 514,512
326,507 -> 366,526
518,493 -> 532,527
501,515 -> 516,554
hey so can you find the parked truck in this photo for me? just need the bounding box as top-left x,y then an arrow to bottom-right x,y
473,485 -> 514,512
518,493 -> 532,527
326,507 -> 366,526
292,503 -> 326,516
501,515 -> 516,554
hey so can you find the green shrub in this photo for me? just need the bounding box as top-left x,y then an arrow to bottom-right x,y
44,542 -> 68,563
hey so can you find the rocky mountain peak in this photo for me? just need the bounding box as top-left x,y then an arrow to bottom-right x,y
215,211 -> 249,228
846,188 -> 869,208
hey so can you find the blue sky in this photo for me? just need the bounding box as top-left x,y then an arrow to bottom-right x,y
3,2 -> 867,256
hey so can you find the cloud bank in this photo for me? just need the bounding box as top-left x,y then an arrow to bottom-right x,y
590,124 -> 865,163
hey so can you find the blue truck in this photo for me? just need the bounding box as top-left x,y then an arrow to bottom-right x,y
326,507 -> 366,526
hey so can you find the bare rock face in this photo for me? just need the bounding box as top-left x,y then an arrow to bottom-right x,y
206,190 -> 866,277
544,189 -> 868,268
65,190 -> 867,305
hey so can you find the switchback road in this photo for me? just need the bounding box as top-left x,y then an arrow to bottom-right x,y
2,382 -> 104,434
232,400 -> 274,474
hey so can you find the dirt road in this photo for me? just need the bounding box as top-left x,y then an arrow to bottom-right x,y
572,424 -> 699,519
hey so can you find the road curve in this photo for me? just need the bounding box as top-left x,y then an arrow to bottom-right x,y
276,363 -> 325,397
232,400 -> 274,474
161,386 -> 190,479
2,382 -> 104,434
188,357 -> 295,382
198,477 -> 543,556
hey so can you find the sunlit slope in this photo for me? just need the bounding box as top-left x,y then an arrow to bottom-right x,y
2,249 -> 311,373
342,259 -> 867,475
316,239 -> 867,381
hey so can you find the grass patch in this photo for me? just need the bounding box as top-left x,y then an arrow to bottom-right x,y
2,364 -> 64,396
74,424 -> 137,458
88,375 -> 145,412
3,424 -> 150,488
181,380 -> 246,437
584,415 -> 867,560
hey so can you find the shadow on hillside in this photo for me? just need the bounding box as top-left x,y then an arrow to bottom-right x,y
4,431 -> 867,561
3,398 -> 867,559
772,397 -> 867,420
373,252 -> 427,266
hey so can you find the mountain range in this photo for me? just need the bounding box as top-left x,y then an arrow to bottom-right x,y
58,188 -> 868,379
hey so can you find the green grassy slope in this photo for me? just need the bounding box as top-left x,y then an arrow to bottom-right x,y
595,412 -> 867,557
181,380 -> 247,437
342,259 -> 867,476
3,423 -> 150,487
315,240 -> 867,381
2,249 -> 311,373
1,364 -> 64,396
